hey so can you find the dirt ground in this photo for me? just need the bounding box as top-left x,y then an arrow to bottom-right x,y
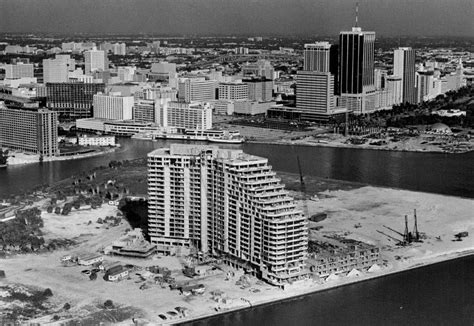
1,181 -> 473,324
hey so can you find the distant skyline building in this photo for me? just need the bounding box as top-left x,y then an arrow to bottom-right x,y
43,54 -> 75,83
218,82 -> 249,100
243,77 -> 273,102
5,63 -> 34,79
0,106 -> 58,157
147,144 -> 308,286
242,60 -> 275,80
85,48 -> 106,75
303,42 -> 338,77
393,47 -> 416,104
178,78 -> 217,103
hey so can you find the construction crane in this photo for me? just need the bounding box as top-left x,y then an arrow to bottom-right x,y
383,225 -> 405,238
377,230 -> 403,245
413,209 -> 420,241
296,154 -> 310,220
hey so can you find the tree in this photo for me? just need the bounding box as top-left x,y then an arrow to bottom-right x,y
43,288 -> 53,297
54,207 -> 61,215
46,206 -> 53,213
63,303 -> 71,311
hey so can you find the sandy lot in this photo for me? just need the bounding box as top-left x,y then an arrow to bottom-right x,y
1,186 -> 473,324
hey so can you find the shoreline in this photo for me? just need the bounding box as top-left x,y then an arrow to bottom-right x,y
5,146 -> 119,166
177,249 -> 474,325
246,139 -> 473,154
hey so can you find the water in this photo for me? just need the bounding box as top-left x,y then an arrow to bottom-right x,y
185,255 -> 474,326
0,138 -> 473,325
0,138 -> 473,198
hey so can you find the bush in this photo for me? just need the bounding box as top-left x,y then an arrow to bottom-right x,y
43,288 -> 53,297
63,302 -> 71,310
54,207 -> 61,215
104,299 -> 114,309
46,206 -> 53,213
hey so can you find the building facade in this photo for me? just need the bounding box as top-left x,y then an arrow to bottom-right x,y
0,106 -> 58,156
393,47 -> 416,104
218,82 -> 249,100
243,78 -> 273,102
159,101 -> 212,130
339,27 -> 376,114
85,48 -> 106,74
5,63 -> 34,79
43,55 -> 75,83
46,82 -> 105,120
296,71 -> 336,120
148,145 -> 308,286
178,78 -> 217,103
92,92 -> 134,120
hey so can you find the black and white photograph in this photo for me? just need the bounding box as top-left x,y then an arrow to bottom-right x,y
0,0 -> 473,325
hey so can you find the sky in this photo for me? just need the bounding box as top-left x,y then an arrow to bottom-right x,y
0,0 -> 473,37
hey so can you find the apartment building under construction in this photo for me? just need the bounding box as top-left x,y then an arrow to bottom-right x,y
147,144 -> 308,286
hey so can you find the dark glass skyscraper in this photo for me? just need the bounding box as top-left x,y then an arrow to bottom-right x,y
339,27 -> 375,95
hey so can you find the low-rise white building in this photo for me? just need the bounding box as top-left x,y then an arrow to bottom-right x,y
78,135 -> 116,146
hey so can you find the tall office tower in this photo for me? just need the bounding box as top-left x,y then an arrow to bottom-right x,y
243,77 -> 273,102
5,63 -> 34,79
339,25 -> 376,114
148,144 -> 308,286
158,101 -> 212,129
84,48 -> 106,74
218,82 -> 249,100
297,41 -> 339,121
242,60 -> 275,80
296,71 -> 336,120
92,92 -> 134,120
393,47 -> 416,104
303,42 -> 339,75
416,71 -> 435,103
46,82 -> 105,120
386,76 -> 403,106
43,54 -> 76,83
0,106 -> 58,157
178,78 -> 217,103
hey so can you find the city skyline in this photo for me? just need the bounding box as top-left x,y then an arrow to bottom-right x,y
1,0 -> 473,37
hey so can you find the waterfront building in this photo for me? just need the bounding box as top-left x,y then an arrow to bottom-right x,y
159,101 -> 212,130
5,63 -> 34,79
147,144 -> 308,286
296,71 -> 336,120
85,48 -> 106,75
0,106 -> 58,156
92,92 -> 134,120
339,26 -> 376,114
78,135 -> 115,147
242,60 -> 275,80
46,82 -> 105,120
43,54 -> 75,83
178,78 -> 217,103
243,77 -> 273,102
393,47 -> 417,104
133,98 -> 172,124
218,82 -> 249,100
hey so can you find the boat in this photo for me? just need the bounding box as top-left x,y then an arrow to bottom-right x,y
208,136 -> 245,144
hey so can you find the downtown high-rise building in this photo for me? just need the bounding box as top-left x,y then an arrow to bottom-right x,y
147,144 -> 308,286
393,47 -> 417,104
43,54 -> 76,83
84,48 -> 106,75
339,26 -> 376,114
296,42 -> 339,121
